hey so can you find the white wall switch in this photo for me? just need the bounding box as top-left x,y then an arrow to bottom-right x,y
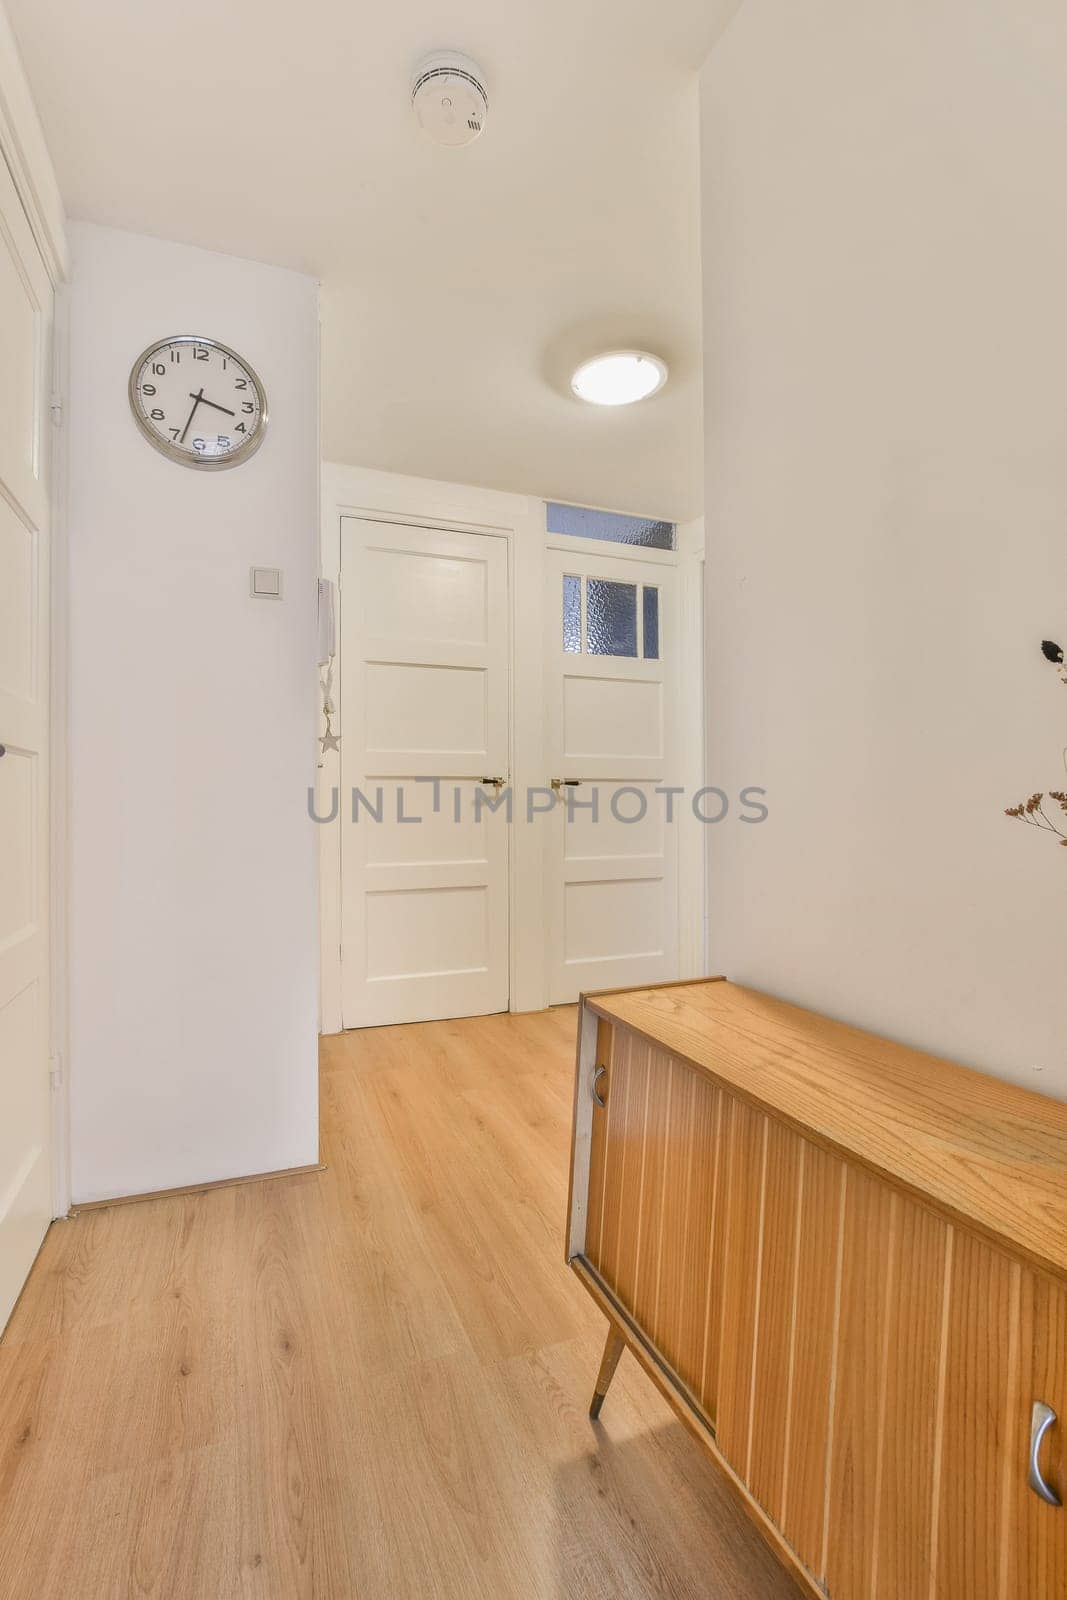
250,567 -> 283,598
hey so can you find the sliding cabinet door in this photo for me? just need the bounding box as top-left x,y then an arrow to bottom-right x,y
582,1030 -> 727,1421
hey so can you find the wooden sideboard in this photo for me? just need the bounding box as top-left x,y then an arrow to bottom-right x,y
565,978 -> 1067,1599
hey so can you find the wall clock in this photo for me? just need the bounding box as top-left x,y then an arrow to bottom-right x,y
128,335 -> 268,469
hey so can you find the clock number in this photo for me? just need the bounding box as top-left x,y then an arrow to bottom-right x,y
168,428 -> 181,440
192,437 -> 207,452
169,348 -> 181,363
142,383 -> 156,396
241,401 -> 254,414
150,408 -> 165,421
234,378 -> 247,390
235,422 -> 247,434
152,362 -> 166,376
193,347 -> 209,361
217,435 -> 230,449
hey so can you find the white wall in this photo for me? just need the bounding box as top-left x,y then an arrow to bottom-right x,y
700,0 -> 1067,1096
68,223 -> 320,1201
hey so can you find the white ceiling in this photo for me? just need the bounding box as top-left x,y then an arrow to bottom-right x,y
7,0 -> 740,520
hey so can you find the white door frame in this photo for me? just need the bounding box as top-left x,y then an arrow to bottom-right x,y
319,463 -> 705,1033
677,516 -> 707,979
0,24 -> 71,1222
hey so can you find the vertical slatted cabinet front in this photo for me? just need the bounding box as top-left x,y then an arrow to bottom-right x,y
573,1004 -> 729,1428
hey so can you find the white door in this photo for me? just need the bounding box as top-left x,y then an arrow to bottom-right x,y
340,519 -> 510,1027
544,548 -> 680,1003
0,158 -> 54,1327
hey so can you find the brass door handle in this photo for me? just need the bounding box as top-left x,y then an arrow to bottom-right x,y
1030,1402 -> 1062,1506
479,777 -> 507,789
592,1064 -> 607,1109
551,778 -> 581,792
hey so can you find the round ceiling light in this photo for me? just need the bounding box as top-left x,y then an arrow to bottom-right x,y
570,350 -> 668,407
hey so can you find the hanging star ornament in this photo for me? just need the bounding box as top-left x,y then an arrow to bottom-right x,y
318,656 -> 340,756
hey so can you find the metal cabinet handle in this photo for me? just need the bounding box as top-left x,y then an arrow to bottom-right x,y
550,777 -> 581,792
592,1064 -> 607,1109
1029,1401 -> 1062,1507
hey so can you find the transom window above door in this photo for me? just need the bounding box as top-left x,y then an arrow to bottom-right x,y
546,501 -> 676,550
562,574 -> 660,659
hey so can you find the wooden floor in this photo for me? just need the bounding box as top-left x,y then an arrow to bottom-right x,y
0,1008 -> 799,1600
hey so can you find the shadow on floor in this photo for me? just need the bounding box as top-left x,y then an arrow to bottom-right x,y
552,1414 -> 804,1600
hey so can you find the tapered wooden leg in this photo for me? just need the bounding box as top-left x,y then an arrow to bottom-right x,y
589,1324 -> 626,1420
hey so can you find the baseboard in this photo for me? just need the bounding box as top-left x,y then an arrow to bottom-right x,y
68,1161 -> 326,1214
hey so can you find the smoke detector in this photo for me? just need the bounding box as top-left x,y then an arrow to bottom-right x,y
411,52 -> 488,147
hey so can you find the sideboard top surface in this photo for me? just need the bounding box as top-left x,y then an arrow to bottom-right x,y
585,979 -> 1067,1280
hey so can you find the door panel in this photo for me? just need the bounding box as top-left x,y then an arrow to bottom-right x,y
563,876 -> 665,965
363,660 -> 489,756
562,676 -> 663,763
340,519 -> 509,1027
545,549 -> 679,1002
0,153 -> 53,1331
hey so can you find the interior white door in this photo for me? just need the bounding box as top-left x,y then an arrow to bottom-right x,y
544,548 -> 679,1003
340,518 -> 510,1027
0,157 -> 54,1328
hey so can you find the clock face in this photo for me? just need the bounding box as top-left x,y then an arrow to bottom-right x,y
128,336 -> 267,468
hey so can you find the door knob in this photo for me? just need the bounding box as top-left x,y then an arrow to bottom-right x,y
1029,1401 -> 1062,1507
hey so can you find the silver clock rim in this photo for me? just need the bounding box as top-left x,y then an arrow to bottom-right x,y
127,333 -> 269,470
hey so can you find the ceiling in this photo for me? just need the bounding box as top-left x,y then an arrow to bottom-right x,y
7,0 -> 741,520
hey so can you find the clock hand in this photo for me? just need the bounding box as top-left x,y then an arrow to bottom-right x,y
191,394 -> 237,418
179,388 -> 205,444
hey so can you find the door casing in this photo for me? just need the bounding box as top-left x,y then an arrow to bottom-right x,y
0,147 -> 57,1324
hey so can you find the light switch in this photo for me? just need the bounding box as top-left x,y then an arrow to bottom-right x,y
250,567 -> 283,599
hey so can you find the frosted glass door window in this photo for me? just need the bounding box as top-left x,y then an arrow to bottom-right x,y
562,575 -> 663,658
643,587 -> 659,659
587,579 -> 637,657
562,574 -> 581,653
